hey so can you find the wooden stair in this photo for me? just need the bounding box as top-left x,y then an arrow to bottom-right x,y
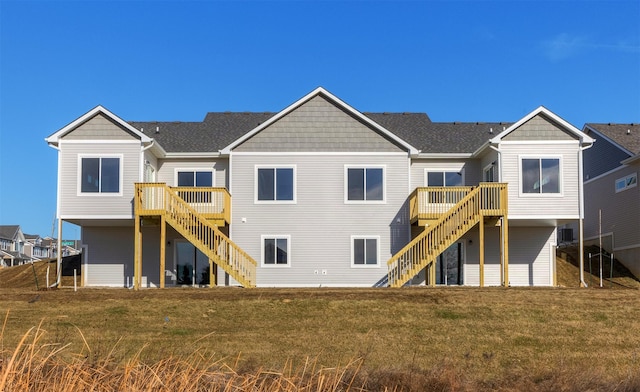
136,183 -> 256,288
387,183 -> 507,287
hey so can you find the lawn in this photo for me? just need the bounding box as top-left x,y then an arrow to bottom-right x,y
1,286 -> 640,391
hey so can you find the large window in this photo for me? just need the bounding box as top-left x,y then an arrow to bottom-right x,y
346,166 -> 384,202
615,173 -> 637,193
80,156 -> 121,194
352,236 -> 379,267
426,171 -> 464,187
177,170 -> 213,187
521,157 -> 560,194
256,167 -> 295,202
262,235 -> 290,266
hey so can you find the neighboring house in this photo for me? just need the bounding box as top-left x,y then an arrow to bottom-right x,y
0,225 -> 32,266
24,234 -> 52,260
582,123 -> 640,278
45,87 -> 594,288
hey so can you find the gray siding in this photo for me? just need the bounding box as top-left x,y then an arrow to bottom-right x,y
83,226 -> 134,287
59,142 -> 141,218
500,143 -> 581,218
64,114 -> 139,140
584,163 -> 640,249
503,114 -> 577,141
583,133 -> 631,180
230,153 -> 411,287
234,96 -> 405,153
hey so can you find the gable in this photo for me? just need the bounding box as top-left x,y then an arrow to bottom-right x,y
233,95 -> 406,152
502,114 -> 577,141
62,113 -> 139,141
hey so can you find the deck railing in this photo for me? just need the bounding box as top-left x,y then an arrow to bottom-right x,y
389,183 -> 507,287
136,183 -> 231,224
135,183 -> 255,287
409,186 -> 473,222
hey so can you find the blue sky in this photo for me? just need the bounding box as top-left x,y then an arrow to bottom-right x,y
1,0 -> 639,239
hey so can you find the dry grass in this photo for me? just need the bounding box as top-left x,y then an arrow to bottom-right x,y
1,287 -> 640,390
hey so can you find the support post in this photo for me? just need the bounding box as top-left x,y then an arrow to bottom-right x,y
502,216 -> 509,287
479,218 -> 485,287
134,215 -> 141,290
160,215 -> 166,288
209,258 -> 216,288
57,218 -> 62,285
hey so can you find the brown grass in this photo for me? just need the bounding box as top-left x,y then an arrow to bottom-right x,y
1,287 -> 640,390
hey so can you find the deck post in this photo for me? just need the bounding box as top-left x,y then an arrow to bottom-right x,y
479,218 -> 485,287
209,258 -> 216,287
160,215 -> 166,288
502,216 -> 509,287
134,215 -> 141,290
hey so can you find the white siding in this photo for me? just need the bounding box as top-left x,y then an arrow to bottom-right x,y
230,153 -> 411,287
59,142 -> 141,218
500,142 -> 581,218
463,226 -> 555,286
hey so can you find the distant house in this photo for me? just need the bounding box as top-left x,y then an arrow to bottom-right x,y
582,123 -> 640,277
0,225 -> 32,266
46,87 -> 594,288
24,234 -> 52,260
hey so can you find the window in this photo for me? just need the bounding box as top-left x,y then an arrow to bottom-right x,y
426,171 -> 463,187
80,156 -> 121,194
177,171 -> 213,187
256,167 -> 295,202
352,236 -> 379,266
615,173 -> 637,193
521,158 -> 560,194
262,235 -> 290,266
176,170 -> 214,203
346,166 -> 384,202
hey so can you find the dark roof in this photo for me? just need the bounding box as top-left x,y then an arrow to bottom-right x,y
585,123 -> 640,155
129,112 -> 510,154
365,113 -> 510,153
130,112 -> 276,153
0,225 -> 20,240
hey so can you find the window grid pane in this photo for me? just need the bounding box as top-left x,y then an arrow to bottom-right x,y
100,158 -> 120,193
81,158 -> 100,193
264,239 -> 275,264
276,168 -> 294,201
348,168 -> 365,200
353,238 -> 365,264
195,171 -> 213,187
365,238 -> 377,265
258,169 -> 275,200
276,238 -> 288,264
365,168 -> 383,200
177,172 -> 195,187
540,159 -> 559,193
522,159 -> 541,193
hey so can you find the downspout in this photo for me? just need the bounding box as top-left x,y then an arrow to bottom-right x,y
488,144 -> 506,282
578,142 -> 594,287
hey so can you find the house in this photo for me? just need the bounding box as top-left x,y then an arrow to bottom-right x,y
24,234 -> 52,260
581,123 -> 640,278
0,225 -> 32,266
45,87 -> 594,288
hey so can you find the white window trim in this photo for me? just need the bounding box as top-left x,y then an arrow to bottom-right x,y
615,172 -> 637,193
261,235 -> 291,267
424,168 -> 466,186
518,155 -> 563,197
350,235 -> 381,268
254,165 -> 297,204
344,165 -> 386,204
174,168 -> 215,187
76,154 -> 124,197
